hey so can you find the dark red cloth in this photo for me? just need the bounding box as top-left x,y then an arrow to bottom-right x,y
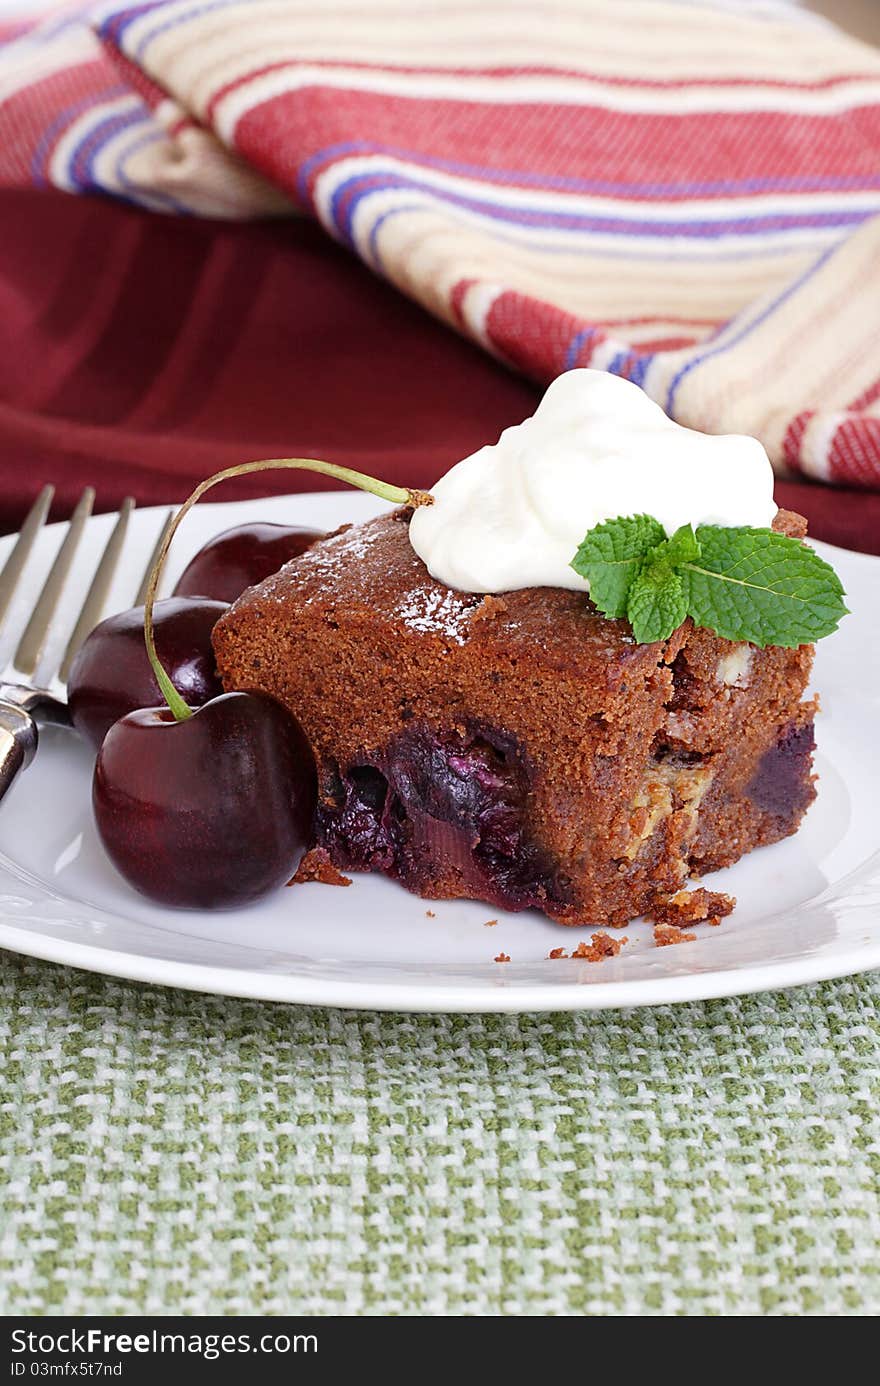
1,189 -> 879,554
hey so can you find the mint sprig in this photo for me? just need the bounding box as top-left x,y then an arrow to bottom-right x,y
570,515 -> 848,647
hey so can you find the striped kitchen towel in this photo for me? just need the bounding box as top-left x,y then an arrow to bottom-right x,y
0,1 -> 289,215
3,1 -> 880,487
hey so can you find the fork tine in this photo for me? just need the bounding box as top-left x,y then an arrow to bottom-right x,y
14,487 -> 95,678
58,497 -> 135,684
0,485 -> 54,633
134,508 -> 175,607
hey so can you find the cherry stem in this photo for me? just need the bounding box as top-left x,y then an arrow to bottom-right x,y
143,458 -> 433,722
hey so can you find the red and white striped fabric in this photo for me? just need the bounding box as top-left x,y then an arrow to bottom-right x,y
3,0 -> 880,487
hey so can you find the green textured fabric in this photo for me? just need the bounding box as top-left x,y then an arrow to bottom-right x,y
0,956 -> 878,1317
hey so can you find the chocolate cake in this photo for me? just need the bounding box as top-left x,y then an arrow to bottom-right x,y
211,507 -> 817,926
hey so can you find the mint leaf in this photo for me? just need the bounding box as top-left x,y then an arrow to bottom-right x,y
683,526 -> 848,647
570,514 -> 665,618
651,523 -> 701,567
626,559 -> 688,643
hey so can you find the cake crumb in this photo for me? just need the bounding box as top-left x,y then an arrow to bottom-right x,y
648,887 -> 735,928
570,933 -> 628,962
494,952 -> 511,963
425,909 -> 436,918
653,924 -> 697,947
484,918 -> 498,927
469,594 -> 509,625
288,848 -> 352,888
547,947 -> 569,959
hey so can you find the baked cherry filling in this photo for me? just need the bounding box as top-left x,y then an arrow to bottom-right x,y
747,720 -> 816,820
316,725 -> 567,911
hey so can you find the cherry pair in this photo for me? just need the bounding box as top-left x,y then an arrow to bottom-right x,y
70,459 -> 429,910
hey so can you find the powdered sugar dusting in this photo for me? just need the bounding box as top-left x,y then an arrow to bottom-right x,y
241,516 -> 477,640
303,521 -> 382,570
394,586 -> 476,644
256,521 -> 385,605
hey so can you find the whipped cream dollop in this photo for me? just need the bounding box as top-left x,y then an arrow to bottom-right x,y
408,370 -> 777,594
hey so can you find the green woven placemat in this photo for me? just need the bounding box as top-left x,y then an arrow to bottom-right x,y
0,955 -> 877,1316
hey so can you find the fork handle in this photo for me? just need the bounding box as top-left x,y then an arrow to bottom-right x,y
0,701 -> 38,804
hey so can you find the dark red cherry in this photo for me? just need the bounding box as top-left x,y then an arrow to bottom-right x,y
68,597 -> 228,752
173,523 -> 325,604
93,692 -> 316,909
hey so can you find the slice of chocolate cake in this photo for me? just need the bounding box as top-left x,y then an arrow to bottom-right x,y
211,508 -> 816,926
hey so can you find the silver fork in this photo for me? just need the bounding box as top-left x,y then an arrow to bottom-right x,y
0,486 -> 174,803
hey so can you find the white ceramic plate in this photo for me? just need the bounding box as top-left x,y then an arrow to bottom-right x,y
0,492 -> 876,1012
